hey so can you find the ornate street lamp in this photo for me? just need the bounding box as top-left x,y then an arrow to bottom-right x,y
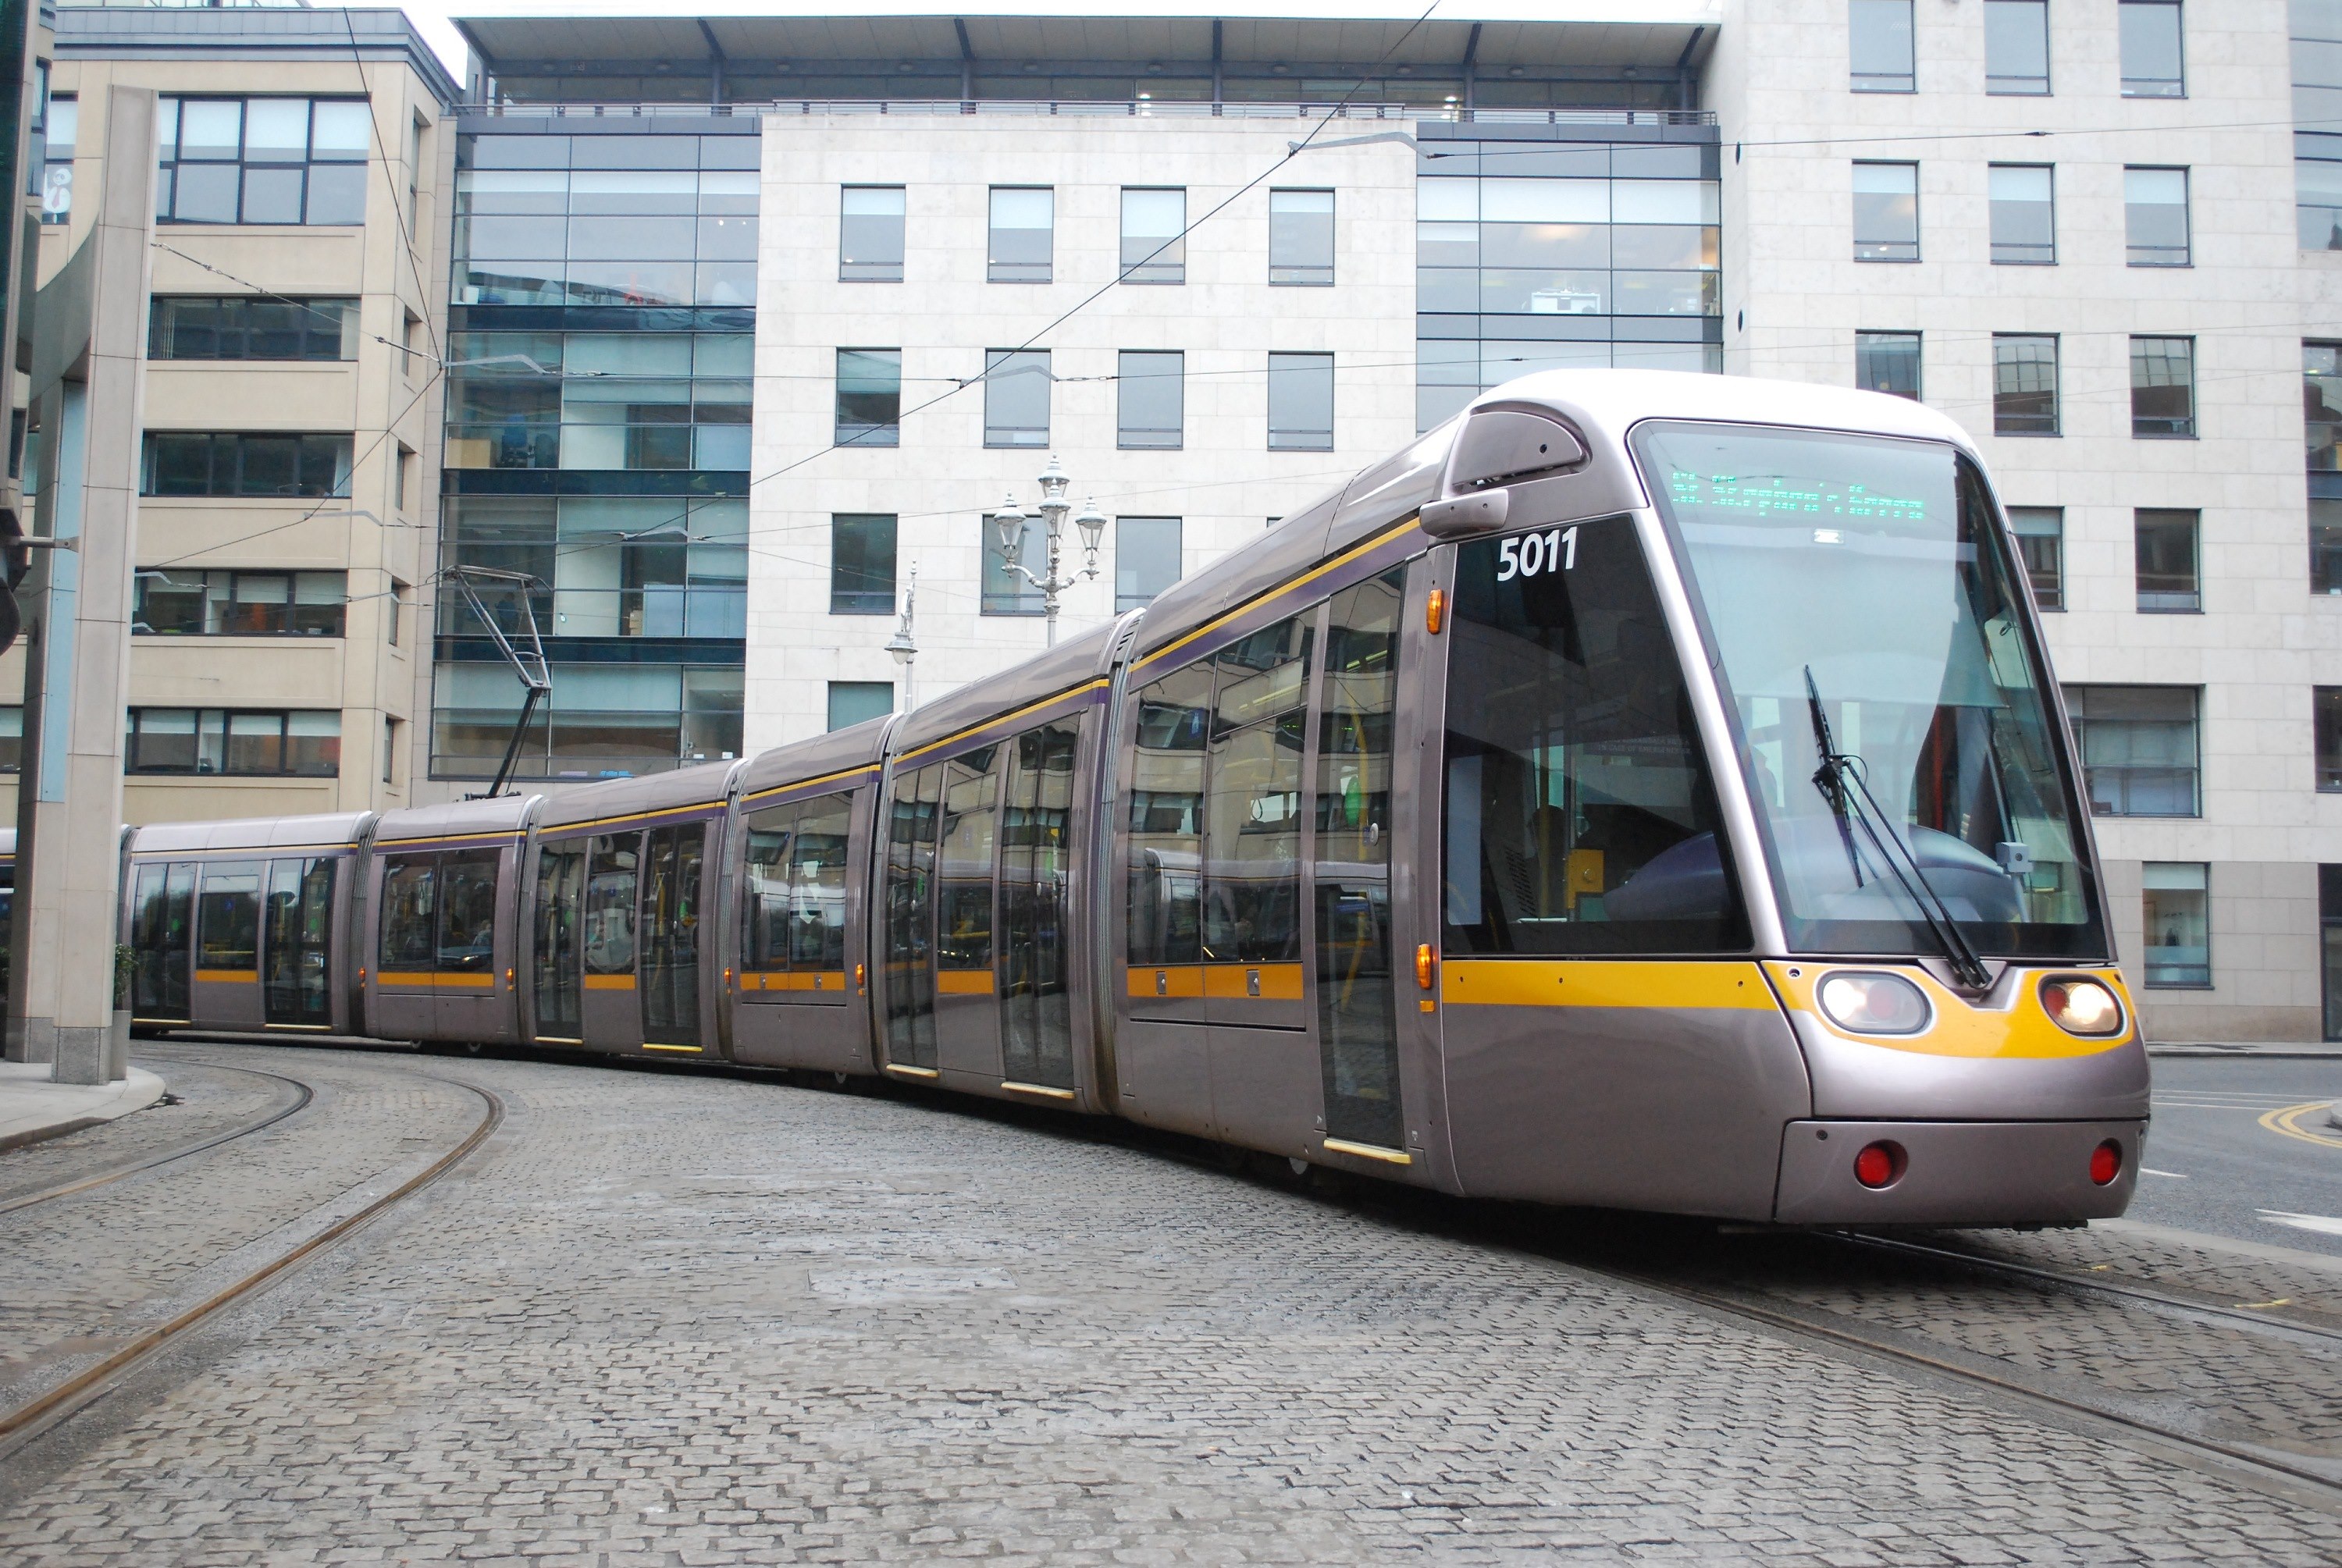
884,560 -> 918,710
992,453 -> 1105,646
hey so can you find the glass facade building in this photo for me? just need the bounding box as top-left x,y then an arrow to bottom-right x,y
436,121 -> 756,780
1414,130 -> 1721,432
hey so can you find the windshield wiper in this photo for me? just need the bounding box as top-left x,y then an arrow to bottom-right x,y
1803,667 -> 1992,989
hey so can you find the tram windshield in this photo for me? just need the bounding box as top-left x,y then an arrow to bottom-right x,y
1635,421 -> 2105,962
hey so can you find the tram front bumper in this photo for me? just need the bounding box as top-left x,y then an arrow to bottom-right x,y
1774,1118 -> 2144,1227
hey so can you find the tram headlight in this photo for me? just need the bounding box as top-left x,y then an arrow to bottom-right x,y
1815,971 -> 1931,1035
2040,976 -> 2124,1037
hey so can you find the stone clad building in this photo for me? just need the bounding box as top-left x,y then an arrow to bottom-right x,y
21,1 -> 2342,1041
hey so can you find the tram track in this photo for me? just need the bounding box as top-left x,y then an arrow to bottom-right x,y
0,1064 -> 314,1218
0,1063 -> 504,1452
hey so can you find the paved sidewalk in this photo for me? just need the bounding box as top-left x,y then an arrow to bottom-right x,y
0,1060 -> 166,1151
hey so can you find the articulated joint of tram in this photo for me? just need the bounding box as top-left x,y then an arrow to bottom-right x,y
1763,959 -> 2151,1227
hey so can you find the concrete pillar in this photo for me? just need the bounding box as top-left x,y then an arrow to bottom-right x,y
9,87 -> 152,1083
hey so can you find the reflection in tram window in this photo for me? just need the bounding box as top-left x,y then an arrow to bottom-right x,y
938,748 -> 999,973
1127,662 -> 1211,967
263,857 -> 334,1026
436,852 -> 500,972
1443,518 -> 1746,955
1637,421 -> 2102,959
585,834 -> 639,975
533,842 -> 586,1036
1316,570 -> 1405,1150
379,855 -> 437,969
883,765 -> 941,1068
131,860 -> 196,1018
1205,616 -> 1313,966
740,791 -> 852,974
198,864 -> 262,972
1002,720 -> 1079,1086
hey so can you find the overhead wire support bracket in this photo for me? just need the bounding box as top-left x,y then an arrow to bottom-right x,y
447,565 -> 552,802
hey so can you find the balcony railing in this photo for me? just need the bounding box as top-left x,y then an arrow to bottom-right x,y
462,100 -> 1717,128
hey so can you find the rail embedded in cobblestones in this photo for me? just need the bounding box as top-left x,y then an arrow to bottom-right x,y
0,1065 -> 314,1219
0,1068 -> 504,1450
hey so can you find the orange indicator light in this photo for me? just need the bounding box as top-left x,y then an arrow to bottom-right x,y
1425,588 -> 1445,635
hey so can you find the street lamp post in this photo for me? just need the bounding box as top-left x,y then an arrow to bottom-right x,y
884,560 -> 919,711
992,454 -> 1108,647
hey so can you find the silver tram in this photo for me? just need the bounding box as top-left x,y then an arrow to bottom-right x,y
115,372 -> 2149,1227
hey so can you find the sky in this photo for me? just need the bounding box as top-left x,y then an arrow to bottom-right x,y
312,0 -> 1719,85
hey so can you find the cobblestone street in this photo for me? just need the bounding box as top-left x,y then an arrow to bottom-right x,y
2,1041 -> 2339,1565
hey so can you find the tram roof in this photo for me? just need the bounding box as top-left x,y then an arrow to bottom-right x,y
886,615 -> 1130,763
372,794 -> 543,845
533,756 -> 743,834
127,811 -> 377,855
1479,368 -> 1981,457
734,713 -> 891,802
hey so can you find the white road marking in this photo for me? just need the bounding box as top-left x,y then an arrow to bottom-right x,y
2258,1210 -> 2342,1237
2138,1168 -> 2188,1178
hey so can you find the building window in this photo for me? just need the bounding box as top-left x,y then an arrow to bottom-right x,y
1988,165 -> 2055,264
988,187 -> 1053,283
835,349 -> 902,448
2315,499 -> 2342,594
1992,335 -> 2059,436
2120,0 -> 2186,97
2009,507 -> 2063,610
445,329 -> 753,473
2124,168 -> 2191,266
0,706 -> 20,773
158,97 -> 370,226
438,495 -> 746,645
2134,509 -> 2201,612
1268,353 -> 1335,450
383,716 -> 400,786
830,514 -> 897,614
1855,331 -> 1921,399
134,570 -> 347,637
395,444 -> 415,511
1269,189 -> 1335,284
1849,0 -> 1916,91
1117,350 -> 1184,450
2064,684 -> 2199,817
1115,517 -> 1182,612
2298,5 -> 2342,249
126,708 -> 341,777
983,349 -> 1051,448
1852,162 -> 1920,261
1984,0 -> 2051,94
981,514 -> 1048,617
38,93 -> 73,226
826,681 -> 892,732
2323,867 -> 2342,1040
2141,862 -> 2210,987
148,297 -> 357,361
839,186 -> 904,282
141,433 -> 353,498
2131,336 -> 2195,437
2319,688 -> 2342,791
2309,343 -> 2342,469
1120,187 -> 1186,283
387,579 -> 405,646
429,658 -> 743,781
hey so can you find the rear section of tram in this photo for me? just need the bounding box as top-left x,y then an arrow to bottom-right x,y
104,371 -> 2149,1229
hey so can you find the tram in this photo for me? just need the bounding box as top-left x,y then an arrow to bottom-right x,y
114,371 -> 2150,1227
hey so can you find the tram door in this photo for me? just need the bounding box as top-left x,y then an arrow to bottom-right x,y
194,862 -> 266,1029
262,857 -> 336,1029
130,860 -> 197,1023
532,841 -> 587,1043
582,833 -> 641,1051
1000,722 -> 1080,1090
640,823 -> 705,1048
933,746 -> 1002,1081
1308,571 -> 1408,1158
881,767 -> 941,1073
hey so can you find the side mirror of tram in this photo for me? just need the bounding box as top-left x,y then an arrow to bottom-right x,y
1421,407 -> 1596,539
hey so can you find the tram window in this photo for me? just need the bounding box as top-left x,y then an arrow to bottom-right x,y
1127,661 -> 1211,967
264,857 -> 334,1026
131,860 -> 196,1016
1316,571 -> 1406,1150
742,791 -> 853,972
1206,617 -> 1313,965
938,748 -> 1000,972
884,765 -> 941,1067
436,852 -> 500,973
532,842 -> 587,1036
1443,519 -> 1746,955
585,834 -> 638,975
379,856 -> 436,969
198,864 -> 262,972
1002,719 -> 1080,1086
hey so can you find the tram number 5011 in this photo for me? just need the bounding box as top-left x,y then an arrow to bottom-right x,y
1495,526 -> 1579,581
